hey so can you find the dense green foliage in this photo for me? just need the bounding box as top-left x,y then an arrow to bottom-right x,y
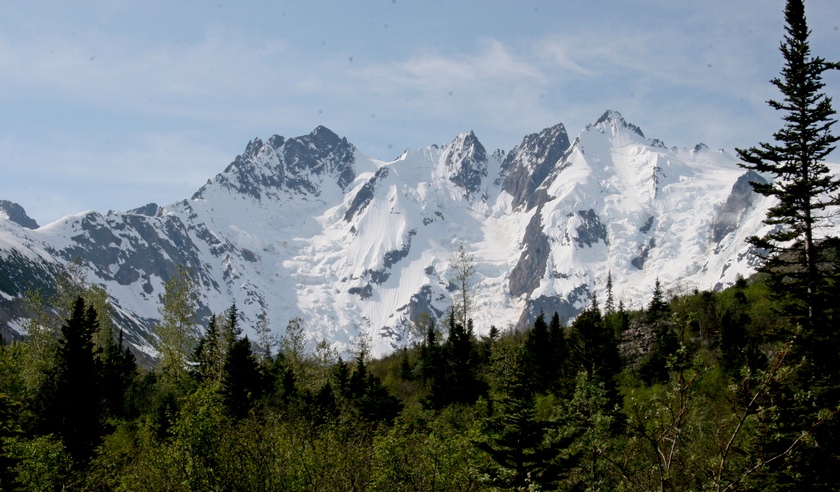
0,268 -> 836,491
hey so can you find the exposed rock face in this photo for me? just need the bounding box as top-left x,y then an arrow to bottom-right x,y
127,203 -> 161,217
0,201 -> 39,229
618,320 -> 656,369
345,168 -> 389,222
509,206 -> 551,299
498,123 -> 570,210
712,171 -> 767,242
439,131 -> 488,198
193,126 -> 357,201
570,209 -> 608,248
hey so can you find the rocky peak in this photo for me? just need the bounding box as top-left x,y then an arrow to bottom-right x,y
193,126 -> 357,200
242,138 -> 265,159
280,126 -> 357,191
438,131 -> 488,197
592,109 -> 645,138
0,200 -> 39,229
127,203 -> 161,217
498,123 -> 571,210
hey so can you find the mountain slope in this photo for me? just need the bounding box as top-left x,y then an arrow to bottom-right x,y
0,112 -> 825,357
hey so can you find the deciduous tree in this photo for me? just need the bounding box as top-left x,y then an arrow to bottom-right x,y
154,265 -> 198,387
449,243 -> 477,329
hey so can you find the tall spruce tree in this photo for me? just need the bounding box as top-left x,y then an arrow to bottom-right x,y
523,312 -> 554,393
548,312 -> 572,395
604,271 -> 616,315
99,328 -> 137,420
736,0 -> 839,330
646,278 -> 670,324
736,1 -> 840,488
36,298 -> 103,465
476,347 -> 579,490
569,300 -> 622,413
222,303 -> 241,350
221,336 -> 263,419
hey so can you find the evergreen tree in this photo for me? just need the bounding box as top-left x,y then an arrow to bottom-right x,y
348,350 -> 369,401
310,381 -> 338,426
221,336 -> 263,419
736,0 -> 840,332
221,303 -> 241,351
548,312 -> 572,395
569,301 -> 622,413
36,297 -> 103,465
523,312 -> 554,393
418,320 -> 442,385
736,2 -> 840,487
718,287 -> 763,378
646,278 -> 670,324
347,350 -> 401,422
445,316 -> 484,405
425,313 -> 485,408
99,328 -> 137,420
399,348 -> 413,381
476,348 -> 579,490
637,323 -> 679,386
604,270 -> 616,315
333,356 -> 350,399
637,280 -> 679,384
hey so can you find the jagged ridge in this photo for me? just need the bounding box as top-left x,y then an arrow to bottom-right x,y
1,111 -> 824,358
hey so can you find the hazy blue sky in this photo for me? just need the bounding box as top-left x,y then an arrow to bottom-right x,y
1,0 -> 838,225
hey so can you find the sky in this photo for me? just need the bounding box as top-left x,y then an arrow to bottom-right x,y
1,0 -> 838,226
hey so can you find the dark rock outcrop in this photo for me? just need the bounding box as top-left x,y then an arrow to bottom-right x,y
0,200 -> 39,229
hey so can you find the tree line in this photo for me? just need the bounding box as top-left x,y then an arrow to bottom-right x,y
0,263 -> 833,490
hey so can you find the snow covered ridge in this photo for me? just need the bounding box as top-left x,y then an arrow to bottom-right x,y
1,110 -> 837,357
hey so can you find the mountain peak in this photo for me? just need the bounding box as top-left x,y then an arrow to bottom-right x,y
309,125 -> 342,146
498,122 -> 571,210
242,138 -> 265,159
0,200 -> 39,229
194,126 -> 357,200
593,110 -> 645,138
439,130 -> 488,197
0,115 -> 789,360
455,129 -> 478,141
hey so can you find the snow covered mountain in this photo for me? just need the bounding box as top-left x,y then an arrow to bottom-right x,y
0,110 -> 818,357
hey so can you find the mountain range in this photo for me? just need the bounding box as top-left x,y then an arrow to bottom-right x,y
0,110 -> 810,358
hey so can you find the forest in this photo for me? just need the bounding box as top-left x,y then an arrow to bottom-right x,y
0,257 -> 837,491
1,0 -> 839,490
